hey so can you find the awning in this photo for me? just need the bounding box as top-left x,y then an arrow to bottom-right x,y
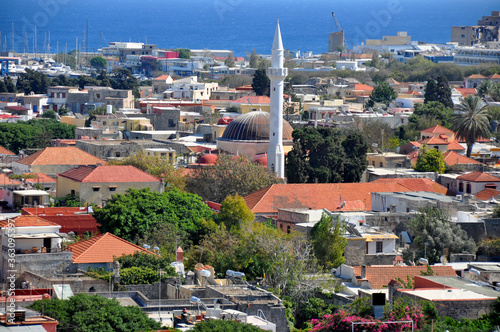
9,233 -> 61,239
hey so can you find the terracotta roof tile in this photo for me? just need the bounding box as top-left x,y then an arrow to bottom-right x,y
17,147 -> 105,166
58,165 -> 160,183
0,173 -> 22,186
23,173 -> 56,184
443,151 -> 482,166
447,141 -> 466,151
476,188 -> 500,201
455,88 -> 477,97
467,74 -> 485,79
457,171 -> 500,182
0,146 -> 15,155
66,232 -> 155,264
353,265 -> 457,289
232,95 -> 270,104
354,84 -> 374,92
421,125 -> 454,135
371,178 -> 448,195
153,75 -> 171,80
420,136 -> 449,145
244,179 -> 447,214
21,207 -> 100,234
0,215 -> 60,228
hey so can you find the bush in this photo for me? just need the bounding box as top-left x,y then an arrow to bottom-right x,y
120,266 -> 159,285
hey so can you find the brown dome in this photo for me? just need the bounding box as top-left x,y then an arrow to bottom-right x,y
219,111 -> 293,142
197,154 -> 218,164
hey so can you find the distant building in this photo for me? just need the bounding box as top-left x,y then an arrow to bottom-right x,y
454,45 -> 500,66
12,147 -> 106,177
451,11 -> 500,46
57,165 -> 163,206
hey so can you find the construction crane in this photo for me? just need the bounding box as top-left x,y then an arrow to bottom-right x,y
332,12 -> 348,49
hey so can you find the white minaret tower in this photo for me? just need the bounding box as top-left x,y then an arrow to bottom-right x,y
267,20 -> 288,178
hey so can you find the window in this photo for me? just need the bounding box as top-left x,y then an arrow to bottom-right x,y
109,186 -> 117,192
434,146 -> 439,150
379,162 -> 383,167
376,241 -> 383,253
62,93 -> 66,98
466,183 -> 471,194
459,182 -> 463,192
93,187 -> 100,192
71,190 -> 75,195
286,225 -> 291,234
96,93 -> 100,98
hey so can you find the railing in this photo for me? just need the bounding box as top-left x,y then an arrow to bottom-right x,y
2,246 -> 63,254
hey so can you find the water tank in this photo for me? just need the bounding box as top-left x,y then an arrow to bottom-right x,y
200,269 -> 211,278
106,105 -> 113,114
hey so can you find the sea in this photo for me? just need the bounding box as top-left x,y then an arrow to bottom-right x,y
0,0 -> 498,57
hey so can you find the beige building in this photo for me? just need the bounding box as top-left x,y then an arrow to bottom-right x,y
367,153 -> 409,168
366,31 -> 411,46
57,165 -> 162,206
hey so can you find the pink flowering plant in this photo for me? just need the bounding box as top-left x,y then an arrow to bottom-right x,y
308,298 -> 428,332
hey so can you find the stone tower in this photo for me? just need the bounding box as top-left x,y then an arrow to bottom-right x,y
267,20 -> 288,178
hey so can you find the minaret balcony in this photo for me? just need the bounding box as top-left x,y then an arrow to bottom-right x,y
266,67 -> 288,80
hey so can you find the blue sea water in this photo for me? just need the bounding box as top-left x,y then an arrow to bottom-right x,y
0,0 -> 498,56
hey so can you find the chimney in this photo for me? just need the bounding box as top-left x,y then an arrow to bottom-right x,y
176,247 -> 184,262
361,265 -> 367,279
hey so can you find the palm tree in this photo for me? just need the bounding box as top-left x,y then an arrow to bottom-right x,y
451,95 -> 490,157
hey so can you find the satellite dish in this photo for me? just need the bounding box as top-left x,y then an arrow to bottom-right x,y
419,258 -> 429,265
200,269 -> 211,278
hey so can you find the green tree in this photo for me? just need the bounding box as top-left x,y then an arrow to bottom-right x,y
192,319 -> 266,331
108,150 -> 186,191
58,107 -> 70,116
410,101 -> 455,128
187,153 -> 281,203
310,214 -> 347,269
224,53 -> 235,67
89,56 -> 107,70
28,293 -> 161,332
248,48 -> 259,68
0,79 -> 7,92
110,68 -> 140,98
217,195 -> 254,233
16,68 -> 50,94
366,82 -> 396,108
415,146 -> 446,173
451,95 -> 491,157
42,110 -> 57,119
94,187 -> 215,245
424,76 -> 453,108
0,119 -> 75,153
5,76 -> 16,92
175,48 -> 191,59
286,127 -> 368,184
140,57 -> 160,77
251,68 -> 270,96
407,208 -> 476,264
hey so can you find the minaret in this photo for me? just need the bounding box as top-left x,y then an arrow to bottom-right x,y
267,20 -> 288,178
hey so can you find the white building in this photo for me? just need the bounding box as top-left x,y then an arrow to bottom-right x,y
454,44 -> 500,66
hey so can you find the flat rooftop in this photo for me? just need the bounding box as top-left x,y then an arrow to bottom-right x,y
374,191 -> 457,203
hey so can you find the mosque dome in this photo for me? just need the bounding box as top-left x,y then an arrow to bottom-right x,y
219,111 -> 293,142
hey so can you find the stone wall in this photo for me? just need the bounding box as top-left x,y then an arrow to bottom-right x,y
364,254 -> 397,266
456,221 -> 487,242
19,271 -> 109,293
344,239 -> 366,266
124,278 -> 178,299
484,219 -> 500,238
13,252 -> 73,278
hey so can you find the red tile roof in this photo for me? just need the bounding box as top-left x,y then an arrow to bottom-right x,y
244,179 -> 447,214
475,188 -> 500,201
58,165 -> 160,183
371,178 -> 448,195
466,74 -> 485,79
456,88 -> 477,97
420,136 -> 449,145
66,232 -> 155,264
447,141 -> 465,151
232,95 -> 270,104
457,171 -> 500,182
23,173 -> 56,184
421,125 -> 454,135
21,207 -> 100,234
153,75 -> 172,81
4,106 -> 29,111
0,173 -> 22,186
17,147 -> 106,166
354,84 -> 374,92
353,265 -> 457,289
0,215 -> 59,228
0,146 -> 15,155
443,151 -> 482,166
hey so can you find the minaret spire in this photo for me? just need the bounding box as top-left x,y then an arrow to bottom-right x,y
267,20 -> 288,178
